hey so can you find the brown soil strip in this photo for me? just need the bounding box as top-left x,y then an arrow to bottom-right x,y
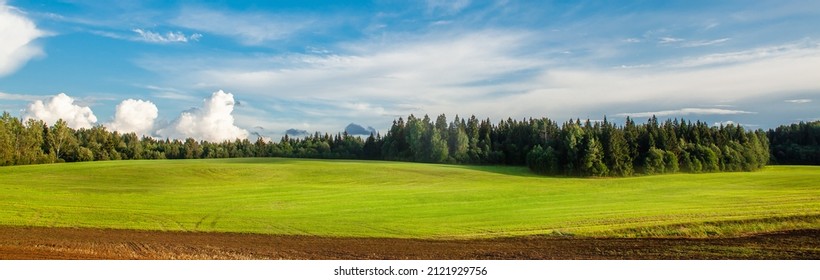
1,226 -> 818,260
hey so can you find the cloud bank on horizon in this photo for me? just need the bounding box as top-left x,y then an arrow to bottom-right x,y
23,91 -> 247,142
2,0 -> 820,141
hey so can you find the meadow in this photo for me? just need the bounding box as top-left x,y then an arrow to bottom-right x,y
0,158 -> 817,239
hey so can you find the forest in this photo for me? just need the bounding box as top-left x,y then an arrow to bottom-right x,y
767,121 -> 820,165
1,111 -> 817,176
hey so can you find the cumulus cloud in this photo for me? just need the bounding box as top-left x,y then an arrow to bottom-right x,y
24,93 -> 98,129
21,91 -> 251,141
106,99 -> 158,136
0,1 -> 47,76
616,108 -> 754,118
133,29 -> 202,43
156,90 -> 248,142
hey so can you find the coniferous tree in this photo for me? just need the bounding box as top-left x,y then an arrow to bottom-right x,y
561,121 -> 584,175
581,136 -> 608,176
447,116 -> 469,162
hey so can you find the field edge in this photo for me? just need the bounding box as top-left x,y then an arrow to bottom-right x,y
1,225 -> 818,260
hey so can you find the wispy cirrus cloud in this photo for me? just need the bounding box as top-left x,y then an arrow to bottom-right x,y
138,85 -> 198,101
713,120 -> 759,127
658,37 -> 684,44
135,28 -> 545,135
785,99 -> 811,104
88,29 -> 202,44
143,29 -> 543,101
683,38 -> 730,48
616,108 -> 755,118
133,29 -> 202,43
19,0 -> 817,134
137,28 -> 820,132
659,37 -> 730,48
670,40 -> 820,68
171,6 -> 315,45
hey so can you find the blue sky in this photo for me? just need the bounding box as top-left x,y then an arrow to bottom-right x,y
2,0 -> 819,141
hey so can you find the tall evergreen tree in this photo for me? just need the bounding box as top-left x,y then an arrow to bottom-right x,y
447,116 -> 469,162
561,121 -> 584,175
581,136 -> 608,176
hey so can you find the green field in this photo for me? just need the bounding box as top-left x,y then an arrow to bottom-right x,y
0,158 -> 818,239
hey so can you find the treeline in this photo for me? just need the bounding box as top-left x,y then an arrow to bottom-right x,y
375,114 -> 770,176
767,121 -> 820,165
0,111 -> 791,177
524,117 -> 770,176
0,111 -> 370,165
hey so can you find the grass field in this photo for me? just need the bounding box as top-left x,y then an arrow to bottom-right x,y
0,158 -> 817,239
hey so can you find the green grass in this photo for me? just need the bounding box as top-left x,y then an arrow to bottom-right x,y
0,158 -> 818,239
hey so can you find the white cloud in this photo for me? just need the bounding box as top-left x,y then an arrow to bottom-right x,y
24,93 -> 98,129
0,1 -> 46,76
167,30 -> 544,129
659,37 -> 684,44
785,99 -> 811,104
713,120 -> 737,126
133,29 -> 202,43
21,91 -> 249,141
340,102 -> 387,116
172,6 -> 311,45
137,84 -> 198,101
713,120 -> 759,127
521,40 -> 820,118
156,90 -> 249,142
683,38 -> 730,48
106,99 -> 158,136
138,31 -> 820,131
672,40 -> 820,68
185,30 -> 541,103
616,108 -> 754,118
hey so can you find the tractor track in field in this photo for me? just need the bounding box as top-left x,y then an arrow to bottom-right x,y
0,226 -> 818,260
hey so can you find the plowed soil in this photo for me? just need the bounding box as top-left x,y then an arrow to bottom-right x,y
1,226 -> 818,260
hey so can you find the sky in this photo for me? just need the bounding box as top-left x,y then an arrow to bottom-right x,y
1,0 -> 819,142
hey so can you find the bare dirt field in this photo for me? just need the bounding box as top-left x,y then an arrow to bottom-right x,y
0,226 -> 817,260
